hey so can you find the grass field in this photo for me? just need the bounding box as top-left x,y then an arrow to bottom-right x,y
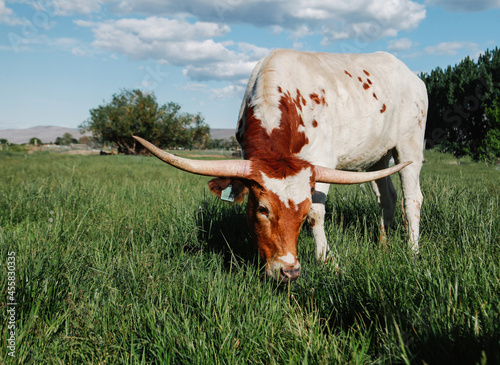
1,150 -> 499,364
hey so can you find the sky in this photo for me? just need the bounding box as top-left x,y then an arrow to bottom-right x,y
0,0 -> 499,131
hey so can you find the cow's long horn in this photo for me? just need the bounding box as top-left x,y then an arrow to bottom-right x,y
133,136 -> 251,178
314,161 -> 412,184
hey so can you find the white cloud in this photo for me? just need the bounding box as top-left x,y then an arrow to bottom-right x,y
387,38 -> 413,51
183,60 -> 257,82
69,0 -> 428,98
181,82 -> 245,100
72,45 -> 98,57
425,41 -> 478,56
426,0 -> 500,12
5,32 -> 80,53
52,0 -> 104,15
76,16 -> 268,85
209,84 -> 245,99
69,0 -> 426,45
0,0 -> 23,25
319,0 -> 426,44
181,83 -> 209,92
76,17 -> 232,64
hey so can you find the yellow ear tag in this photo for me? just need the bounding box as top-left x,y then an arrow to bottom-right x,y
221,185 -> 235,202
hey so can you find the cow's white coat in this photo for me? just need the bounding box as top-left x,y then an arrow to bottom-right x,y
238,49 -> 427,264
261,167 -> 312,209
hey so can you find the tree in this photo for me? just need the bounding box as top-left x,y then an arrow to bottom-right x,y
79,89 -> 210,154
421,47 -> 500,160
54,133 -> 77,146
79,136 -> 91,145
478,97 -> 500,162
29,137 -> 43,146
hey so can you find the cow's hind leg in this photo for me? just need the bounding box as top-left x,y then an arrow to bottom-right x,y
368,153 -> 397,243
307,182 -> 331,261
394,144 -> 424,254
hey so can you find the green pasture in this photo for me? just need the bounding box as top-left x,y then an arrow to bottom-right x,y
0,150 -> 499,364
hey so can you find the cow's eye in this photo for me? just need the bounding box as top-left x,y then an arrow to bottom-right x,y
257,205 -> 269,216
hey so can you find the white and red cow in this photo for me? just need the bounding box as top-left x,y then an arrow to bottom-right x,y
134,49 -> 427,282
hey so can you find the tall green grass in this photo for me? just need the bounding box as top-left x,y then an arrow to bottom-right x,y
0,150 -> 499,364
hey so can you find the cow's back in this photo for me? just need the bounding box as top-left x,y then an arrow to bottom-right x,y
237,49 -> 427,171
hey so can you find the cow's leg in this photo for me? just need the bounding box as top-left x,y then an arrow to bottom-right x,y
307,182 -> 330,260
368,154 -> 397,243
394,145 -> 424,254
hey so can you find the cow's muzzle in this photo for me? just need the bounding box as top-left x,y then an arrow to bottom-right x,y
280,266 -> 301,282
266,261 -> 301,283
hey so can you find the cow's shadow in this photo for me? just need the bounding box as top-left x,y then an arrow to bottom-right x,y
191,199 -> 259,271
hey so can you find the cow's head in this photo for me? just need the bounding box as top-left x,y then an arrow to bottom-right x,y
207,157 -> 314,282
133,136 -> 409,283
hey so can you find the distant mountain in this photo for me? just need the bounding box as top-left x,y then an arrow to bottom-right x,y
210,128 -> 235,140
0,126 -> 236,144
0,126 -> 91,144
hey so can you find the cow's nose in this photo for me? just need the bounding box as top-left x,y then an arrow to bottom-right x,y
281,266 -> 301,282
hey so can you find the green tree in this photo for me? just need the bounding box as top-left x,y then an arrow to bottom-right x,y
54,133 -> 77,146
79,89 -> 210,154
478,97 -> 500,162
29,137 -> 43,146
421,47 -> 500,159
79,136 -> 91,145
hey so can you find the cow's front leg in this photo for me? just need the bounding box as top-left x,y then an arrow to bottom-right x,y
307,183 -> 330,260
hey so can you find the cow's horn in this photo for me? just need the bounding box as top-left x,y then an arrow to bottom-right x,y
314,161 -> 412,184
133,136 -> 251,178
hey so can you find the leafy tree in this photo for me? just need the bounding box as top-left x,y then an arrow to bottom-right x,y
421,47 -> 500,160
0,138 -> 8,145
79,136 -> 91,145
54,133 -> 78,146
29,137 -> 43,146
478,97 -> 500,162
79,89 -> 210,154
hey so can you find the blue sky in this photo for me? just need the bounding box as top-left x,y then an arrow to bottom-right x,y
0,0 -> 499,131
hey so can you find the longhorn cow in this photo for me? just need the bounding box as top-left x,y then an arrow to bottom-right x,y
134,49 -> 427,283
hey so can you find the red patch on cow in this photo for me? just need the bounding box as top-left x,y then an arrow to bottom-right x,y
344,70 -> 352,77
358,77 -> 363,82
380,104 -> 387,113
238,94 -> 312,180
312,120 -> 318,128
295,89 -> 305,111
367,79 -> 372,85
277,86 -> 282,93
363,83 -> 370,90
373,93 -> 378,100
363,70 -> 370,76
310,93 -> 326,106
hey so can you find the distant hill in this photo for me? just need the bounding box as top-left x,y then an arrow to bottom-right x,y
210,129 -> 235,140
0,126 -> 91,144
0,126 -> 236,144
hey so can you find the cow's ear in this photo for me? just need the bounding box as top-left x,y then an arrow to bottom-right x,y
208,178 -> 248,204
